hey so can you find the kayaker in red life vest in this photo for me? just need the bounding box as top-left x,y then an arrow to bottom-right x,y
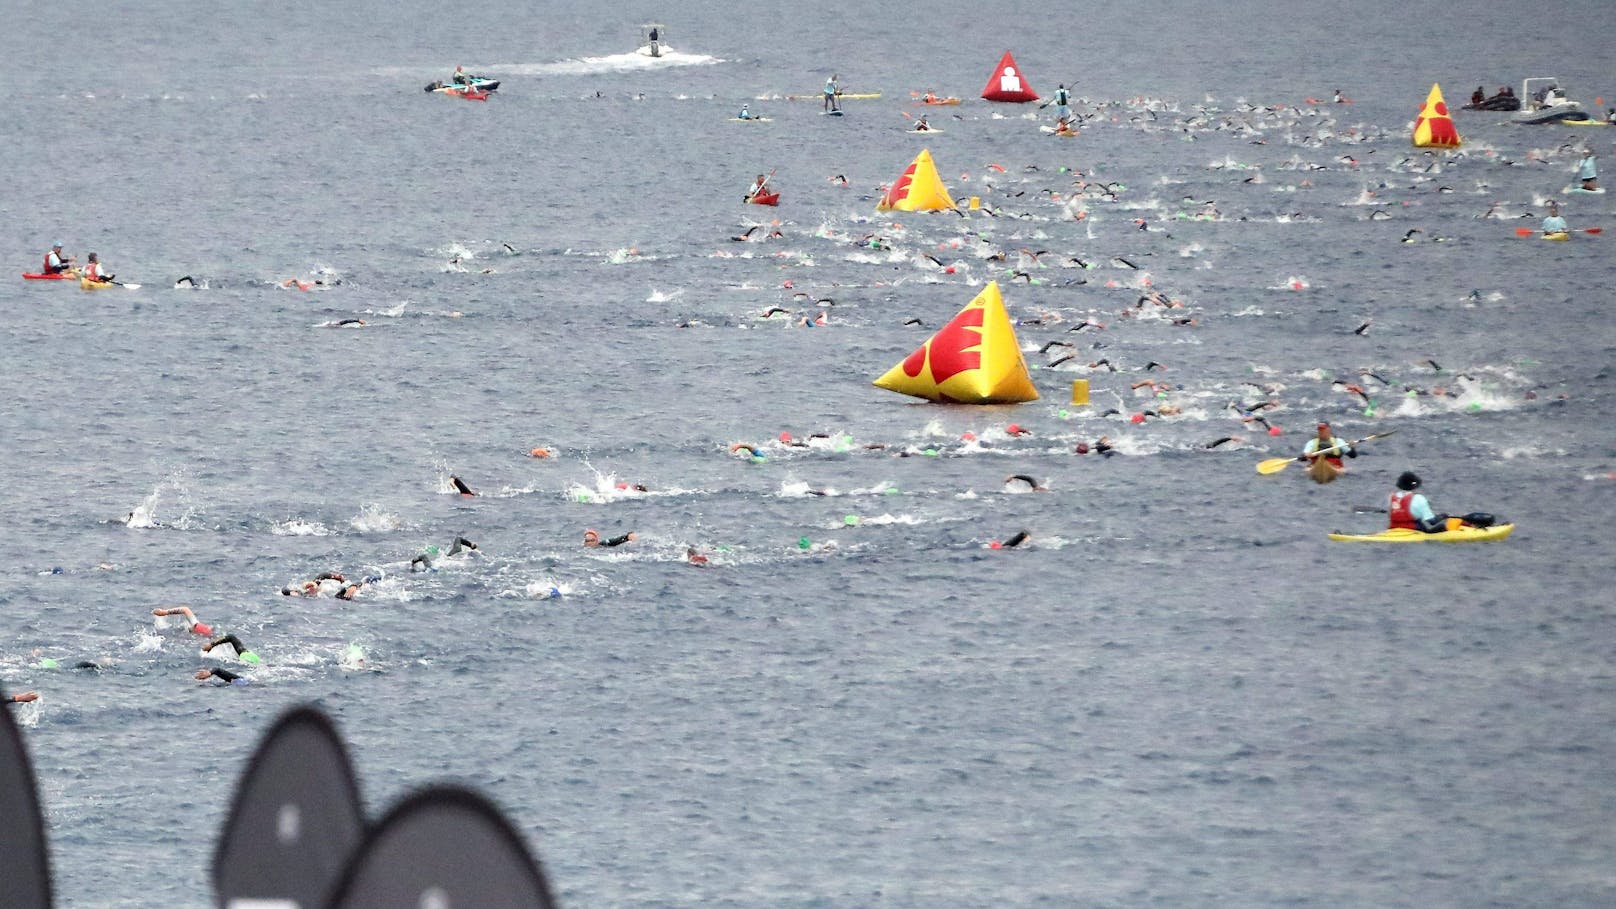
1388,471 -> 1447,533
42,242 -> 75,274
1302,422 -> 1356,468
82,253 -> 112,283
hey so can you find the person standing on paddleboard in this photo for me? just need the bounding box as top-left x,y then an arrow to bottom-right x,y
824,74 -> 840,112
1577,148 -> 1598,192
1302,422 -> 1356,468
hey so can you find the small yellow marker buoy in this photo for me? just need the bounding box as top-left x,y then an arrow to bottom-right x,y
968,196 -> 981,210
1071,379 -> 1090,406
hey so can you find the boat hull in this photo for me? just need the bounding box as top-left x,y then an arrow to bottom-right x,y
1328,523 -> 1515,543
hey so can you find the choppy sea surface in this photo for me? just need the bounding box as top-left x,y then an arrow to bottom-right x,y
3,1 -> 1615,906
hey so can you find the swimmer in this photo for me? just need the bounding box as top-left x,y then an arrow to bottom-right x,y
1204,436 -> 1243,449
583,529 -> 636,548
195,667 -> 248,685
994,530 -> 1031,549
686,547 -> 710,565
152,607 -> 213,636
1074,437 -> 1116,456
449,476 -> 477,497
528,447 -> 553,458
202,634 -> 259,663
1003,474 -> 1047,491
1354,319 -> 1373,336
1005,423 -> 1031,437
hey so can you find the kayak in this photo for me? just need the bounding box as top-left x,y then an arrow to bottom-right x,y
439,87 -> 488,101
1543,231 -> 1570,241
22,270 -> 77,280
425,77 -> 499,93
920,97 -> 961,106
747,191 -> 779,206
1307,458 -> 1342,484
1039,126 -> 1079,137
79,277 -> 116,290
910,127 -> 945,134
727,117 -> 773,123
1328,523 -> 1515,543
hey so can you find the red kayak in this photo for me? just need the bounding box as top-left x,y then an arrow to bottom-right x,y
444,87 -> 488,101
22,271 -> 77,280
747,191 -> 780,206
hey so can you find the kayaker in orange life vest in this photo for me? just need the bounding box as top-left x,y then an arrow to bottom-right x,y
42,242 -> 75,274
1302,422 -> 1356,468
82,253 -> 113,283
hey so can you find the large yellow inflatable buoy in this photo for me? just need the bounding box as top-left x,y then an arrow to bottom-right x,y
873,282 -> 1038,404
877,148 -> 956,212
1412,82 -> 1461,149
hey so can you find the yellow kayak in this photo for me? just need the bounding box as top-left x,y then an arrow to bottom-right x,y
79,277 -> 116,290
1543,231 -> 1570,241
1328,523 -> 1514,543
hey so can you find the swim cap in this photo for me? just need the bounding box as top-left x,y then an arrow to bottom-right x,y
798,536 -> 811,549
191,623 -> 213,636
1075,442 -> 1090,454
1130,413 -> 1145,424
1267,426 -> 1282,436
39,658 -> 60,670
529,447 -> 552,458
1007,423 -> 1023,434
843,515 -> 859,526
961,431 -> 976,441
242,652 -> 262,664
1396,471 -> 1421,491
426,545 -> 440,556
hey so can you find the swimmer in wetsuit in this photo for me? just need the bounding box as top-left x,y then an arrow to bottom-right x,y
450,476 -> 477,497
1004,474 -> 1047,491
195,667 -> 248,685
994,530 -> 1031,549
202,634 -> 259,662
583,529 -> 636,547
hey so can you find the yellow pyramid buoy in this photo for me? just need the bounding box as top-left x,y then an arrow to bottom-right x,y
873,282 -> 1038,404
876,148 -> 956,212
1412,83 -> 1461,149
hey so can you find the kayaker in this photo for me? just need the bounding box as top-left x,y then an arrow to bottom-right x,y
915,115 -> 931,131
1302,422 -> 1356,468
746,174 -> 770,201
738,103 -> 753,120
81,253 -> 112,284
1388,471 -> 1448,533
1541,201 -> 1568,237
42,242 -> 75,275
583,529 -> 636,548
824,74 -> 840,112
1577,148 -> 1598,191
1054,116 -> 1075,136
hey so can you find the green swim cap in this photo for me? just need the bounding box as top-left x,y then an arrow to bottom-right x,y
39,657 -> 59,670
1467,402 -> 1482,412
843,515 -> 859,526
242,652 -> 262,664
426,545 -> 440,556
798,536 -> 811,549
924,448 -> 938,457
884,486 -> 900,495
1058,409 -> 1070,419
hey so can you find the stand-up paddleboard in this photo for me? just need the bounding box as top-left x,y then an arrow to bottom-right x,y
822,109 -> 845,116
0,687 -> 51,909
1565,185 -> 1606,194
326,786 -> 558,909
214,706 -> 367,909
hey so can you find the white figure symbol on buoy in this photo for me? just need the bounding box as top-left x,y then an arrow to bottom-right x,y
1000,67 -> 1022,93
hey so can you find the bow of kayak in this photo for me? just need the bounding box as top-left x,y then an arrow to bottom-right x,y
1328,524 -> 1515,543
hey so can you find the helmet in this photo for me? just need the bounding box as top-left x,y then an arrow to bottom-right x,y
1396,471 -> 1421,491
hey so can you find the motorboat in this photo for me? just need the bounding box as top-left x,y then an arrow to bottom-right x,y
1512,77 -> 1590,124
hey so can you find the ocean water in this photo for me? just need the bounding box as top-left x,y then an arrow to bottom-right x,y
3,1 -> 1615,906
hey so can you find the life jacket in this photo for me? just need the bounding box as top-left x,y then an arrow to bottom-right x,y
44,252 -> 62,274
83,261 -> 101,280
1388,491 -> 1417,529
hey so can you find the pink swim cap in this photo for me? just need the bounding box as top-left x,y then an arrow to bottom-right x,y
191,623 -> 213,636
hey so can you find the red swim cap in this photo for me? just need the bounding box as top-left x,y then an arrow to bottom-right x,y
191,623 -> 213,636
779,432 -> 792,442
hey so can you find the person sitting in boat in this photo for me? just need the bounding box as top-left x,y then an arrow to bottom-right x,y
1302,422 -> 1356,468
923,89 -> 939,103
1470,86 -> 1486,106
1577,148 -> 1598,191
1054,116 -> 1075,136
451,65 -> 472,86
914,115 -> 931,131
1541,201 -> 1568,236
81,252 -> 112,284
746,174 -> 771,201
1388,471 -> 1449,533
42,242 -> 75,275
737,103 -> 754,120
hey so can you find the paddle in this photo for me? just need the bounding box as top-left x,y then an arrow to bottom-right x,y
1515,226 -> 1601,236
1255,430 -> 1395,475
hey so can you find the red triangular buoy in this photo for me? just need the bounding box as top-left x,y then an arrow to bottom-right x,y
981,51 -> 1039,103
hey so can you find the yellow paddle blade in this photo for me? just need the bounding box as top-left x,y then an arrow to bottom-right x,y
1256,457 -> 1295,475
